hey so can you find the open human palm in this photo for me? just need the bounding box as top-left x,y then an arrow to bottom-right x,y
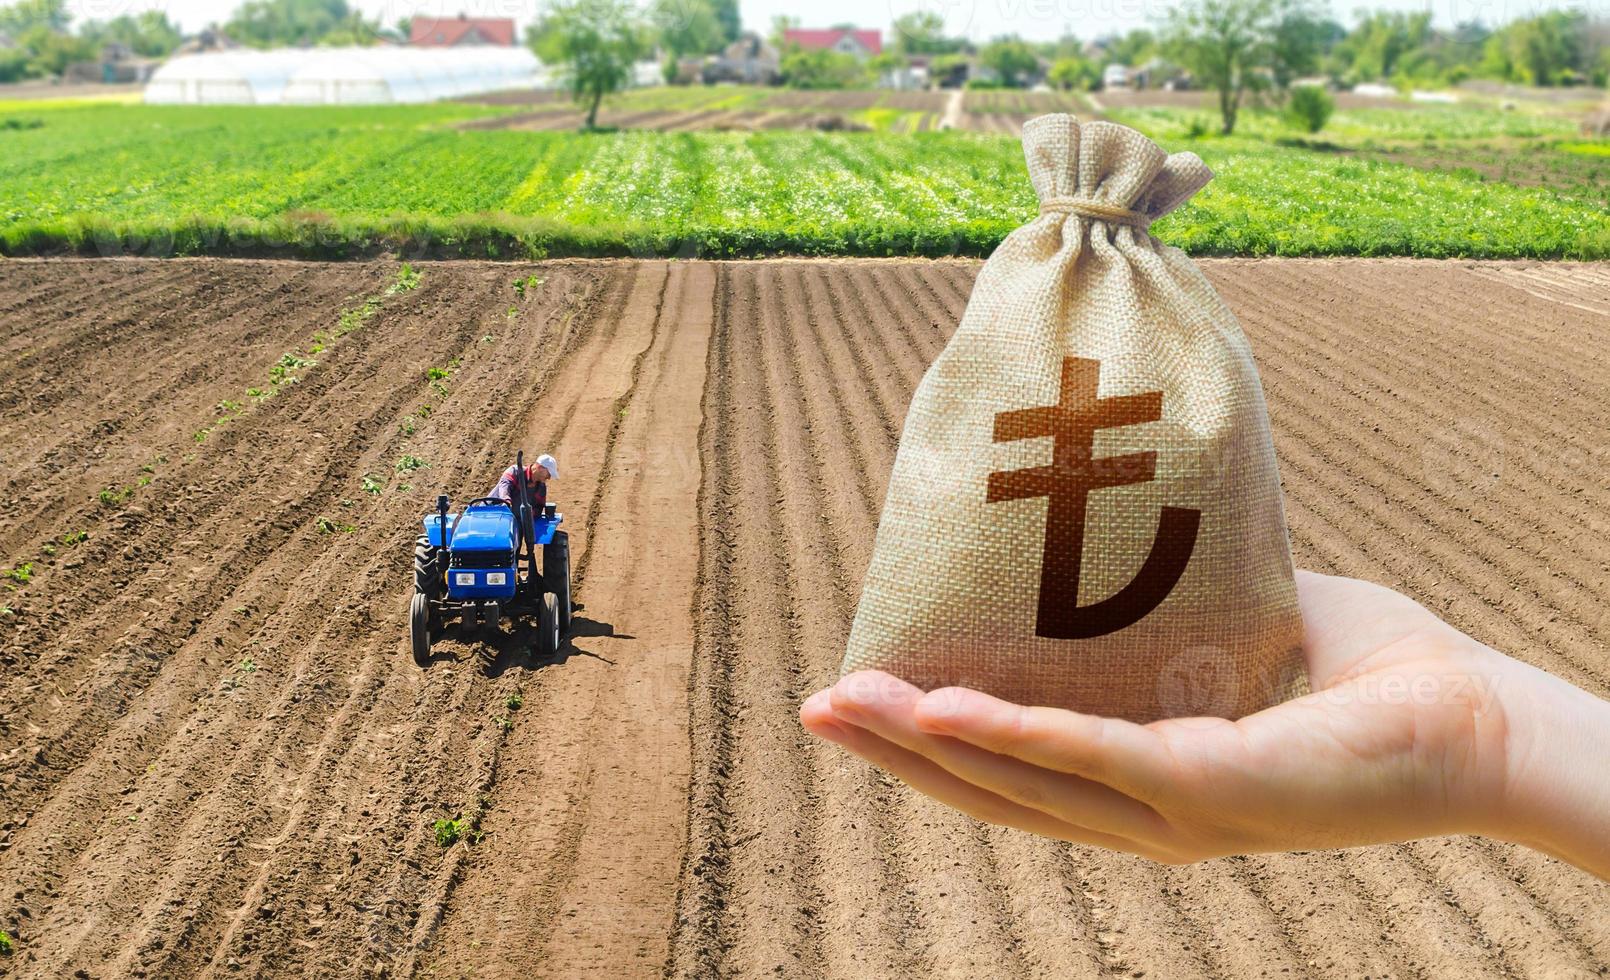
802,571 -> 1607,868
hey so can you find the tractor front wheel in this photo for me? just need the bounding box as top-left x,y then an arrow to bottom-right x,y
537,592 -> 560,658
414,535 -> 443,600
410,592 -> 433,667
544,531 -> 572,635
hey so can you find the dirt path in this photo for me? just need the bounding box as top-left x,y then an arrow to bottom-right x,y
0,257 -> 1607,978
419,262 -> 715,978
939,90 -> 964,131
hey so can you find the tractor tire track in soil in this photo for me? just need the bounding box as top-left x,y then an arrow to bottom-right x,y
0,256 -> 1606,979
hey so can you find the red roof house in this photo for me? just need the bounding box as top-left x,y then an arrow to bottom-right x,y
782,28 -> 882,58
410,15 -> 517,47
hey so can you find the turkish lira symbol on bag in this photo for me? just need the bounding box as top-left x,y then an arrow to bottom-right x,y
987,356 -> 1201,640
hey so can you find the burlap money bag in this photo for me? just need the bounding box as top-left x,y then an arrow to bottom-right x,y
842,114 -> 1307,722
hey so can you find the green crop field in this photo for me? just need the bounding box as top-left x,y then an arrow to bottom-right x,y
1,97 -> 1605,260
1101,102 -> 1607,257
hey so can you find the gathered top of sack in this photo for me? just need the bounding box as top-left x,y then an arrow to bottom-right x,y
1023,114 -> 1214,232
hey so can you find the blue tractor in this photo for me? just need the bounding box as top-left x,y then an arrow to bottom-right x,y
410,452 -> 571,665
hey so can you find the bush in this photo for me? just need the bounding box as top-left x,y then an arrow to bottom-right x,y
1047,56 -> 1096,92
978,37 -> 1039,88
1284,85 -> 1334,133
0,47 -> 29,83
779,47 -> 867,89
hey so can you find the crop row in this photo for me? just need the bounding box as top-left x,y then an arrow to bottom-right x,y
0,103 -> 1603,259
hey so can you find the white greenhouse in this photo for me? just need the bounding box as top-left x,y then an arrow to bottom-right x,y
145,47 -> 544,106
144,50 -> 315,105
283,48 -> 542,104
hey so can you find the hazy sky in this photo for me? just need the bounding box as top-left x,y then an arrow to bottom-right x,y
57,0 -> 1609,44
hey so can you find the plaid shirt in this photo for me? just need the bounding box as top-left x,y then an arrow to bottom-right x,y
489,465 -> 547,512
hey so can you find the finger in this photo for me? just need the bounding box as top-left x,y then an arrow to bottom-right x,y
800,687 -> 842,738
808,705 -> 1155,856
912,686 -> 1176,801
829,674 -> 1167,840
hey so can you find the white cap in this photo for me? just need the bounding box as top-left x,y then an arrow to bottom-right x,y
536,453 -> 559,480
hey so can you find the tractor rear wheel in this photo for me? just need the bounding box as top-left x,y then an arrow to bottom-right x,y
410,592 -> 432,667
537,592 -> 560,658
544,531 -> 572,635
414,535 -> 443,600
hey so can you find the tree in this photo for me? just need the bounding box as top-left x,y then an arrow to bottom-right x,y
1475,11 -> 1587,85
1269,7 -> 1336,86
316,10 -> 384,46
980,36 -> 1039,88
79,12 -> 182,58
1163,0 -> 1286,135
13,24 -> 94,76
224,0 -> 380,48
892,11 -> 962,56
1041,32 -> 1085,60
1331,11 -> 1430,82
653,0 -> 723,59
1047,55 -> 1097,91
867,50 -> 907,83
767,15 -> 798,49
1505,11 -> 1586,85
0,46 -> 27,83
652,0 -> 722,83
707,0 -> 739,44
1107,28 -> 1156,65
0,0 -> 69,36
531,0 -> 651,129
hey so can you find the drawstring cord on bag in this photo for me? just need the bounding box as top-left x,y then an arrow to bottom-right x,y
1039,197 -> 1152,231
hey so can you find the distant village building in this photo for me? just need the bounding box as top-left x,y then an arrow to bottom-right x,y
879,54 -> 930,90
701,33 -> 779,85
410,16 -> 516,47
927,56 -> 971,89
67,41 -> 160,84
1139,57 -> 1182,89
176,28 -> 238,54
782,28 -> 882,59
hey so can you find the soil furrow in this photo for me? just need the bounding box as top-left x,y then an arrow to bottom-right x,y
385,270 -> 635,970
804,264 -> 1037,979
1257,343 -> 1610,693
771,264 -> 927,975
412,263 -> 672,977
695,264 -> 832,977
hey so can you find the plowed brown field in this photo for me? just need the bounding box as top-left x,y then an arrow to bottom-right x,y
1,257 -> 1607,979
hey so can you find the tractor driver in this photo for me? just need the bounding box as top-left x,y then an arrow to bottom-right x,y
489,453 -> 559,512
